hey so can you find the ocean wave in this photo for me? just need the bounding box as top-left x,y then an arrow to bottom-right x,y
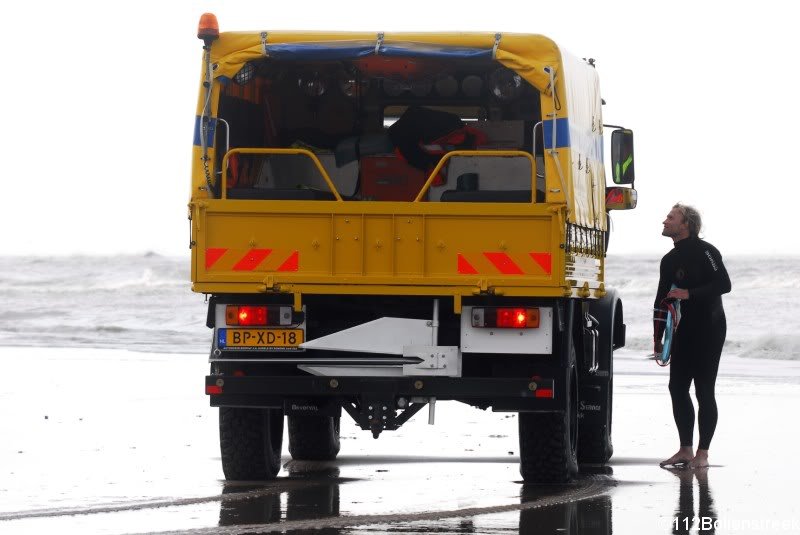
621,333 -> 799,361
93,325 -> 129,333
0,269 -> 189,294
725,276 -> 800,291
738,334 -> 800,360
604,278 -> 658,296
1,254 -> 798,359
604,255 -> 800,295
620,335 -> 653,352
606,275 -> 800,296
0,324 -> 208,354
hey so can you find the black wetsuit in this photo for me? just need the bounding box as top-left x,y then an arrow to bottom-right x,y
654,236 -> 731,450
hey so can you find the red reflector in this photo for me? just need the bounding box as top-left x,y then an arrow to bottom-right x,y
206,385 -> 223,395
535,388 -> 554,398
225,305 -> 238,325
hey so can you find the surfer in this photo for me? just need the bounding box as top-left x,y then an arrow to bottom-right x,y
654,204 -> 731,469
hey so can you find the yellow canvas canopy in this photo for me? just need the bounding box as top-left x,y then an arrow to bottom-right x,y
208,32 -> 561,97
195,30 -> 606,229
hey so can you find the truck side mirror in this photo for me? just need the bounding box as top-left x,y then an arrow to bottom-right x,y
611,129 -> 635,185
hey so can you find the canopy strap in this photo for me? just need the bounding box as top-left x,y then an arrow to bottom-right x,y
261,32 -> 269,56
544,66 -> 554,96
200,45 -> 215,197
544,66 -> 562,109
375,32 -> 384,55
492,33 -> 502,59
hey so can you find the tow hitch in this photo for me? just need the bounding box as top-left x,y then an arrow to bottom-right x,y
343,396 -> 428,438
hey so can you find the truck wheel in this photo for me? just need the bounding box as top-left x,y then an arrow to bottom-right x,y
219,407 -> 284,480
519,365 -> 579,484
288,415 -> 341,461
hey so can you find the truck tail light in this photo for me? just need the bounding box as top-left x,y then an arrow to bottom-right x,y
226,305 -> 267,326
472,307 -> 540,329
225,305 -> 301,326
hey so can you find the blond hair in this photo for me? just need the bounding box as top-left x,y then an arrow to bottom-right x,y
672,203 -> 702,237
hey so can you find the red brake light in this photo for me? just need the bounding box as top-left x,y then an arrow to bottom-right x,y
238,306 -> 267,326
225,305 -> 267,326
224,305 -> 301,326
497,308 -> 529,328
472,307 -> 540,328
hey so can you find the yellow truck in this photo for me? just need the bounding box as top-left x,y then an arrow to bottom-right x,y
190,13 -> 637,483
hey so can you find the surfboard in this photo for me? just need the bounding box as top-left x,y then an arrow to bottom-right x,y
657,286 -> 681,366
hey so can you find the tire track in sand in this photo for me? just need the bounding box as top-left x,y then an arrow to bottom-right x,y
131,478 -> 612,535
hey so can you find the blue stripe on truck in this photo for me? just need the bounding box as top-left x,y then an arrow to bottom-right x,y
542,118 -> 571,149
193,116 -> 217,147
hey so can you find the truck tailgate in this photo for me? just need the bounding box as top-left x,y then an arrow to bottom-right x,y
191,200 -> 566,296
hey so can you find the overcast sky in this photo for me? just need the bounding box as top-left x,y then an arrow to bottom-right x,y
2,0 -> 797,257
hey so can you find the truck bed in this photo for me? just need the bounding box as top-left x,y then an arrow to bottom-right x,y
190,199 -> 576,299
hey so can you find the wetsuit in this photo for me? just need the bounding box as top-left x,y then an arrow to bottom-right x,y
654,236 -> 731,450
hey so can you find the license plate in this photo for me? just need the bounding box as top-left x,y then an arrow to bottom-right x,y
218,328 -> 304,350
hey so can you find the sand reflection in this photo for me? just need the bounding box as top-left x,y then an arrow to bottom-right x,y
666,467 -> 717,535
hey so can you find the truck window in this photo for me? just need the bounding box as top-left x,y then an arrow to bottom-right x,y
213,57 -> 541,201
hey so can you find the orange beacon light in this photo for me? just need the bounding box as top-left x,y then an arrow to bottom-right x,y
198,13 -> 219,45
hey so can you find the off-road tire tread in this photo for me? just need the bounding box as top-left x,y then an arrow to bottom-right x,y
288,415 -> 341,461
519,410 -> 577,483
219,407 -> 282,480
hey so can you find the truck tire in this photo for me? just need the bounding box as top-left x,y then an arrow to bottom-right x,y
219,407 -> 284,480
519,364 -> 579,484
578,291 -> 619,464
288,415 -> 341,461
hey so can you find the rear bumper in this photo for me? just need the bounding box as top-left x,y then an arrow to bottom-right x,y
205,375 -> 561,411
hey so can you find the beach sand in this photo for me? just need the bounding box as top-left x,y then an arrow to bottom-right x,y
1,346 -> 799,534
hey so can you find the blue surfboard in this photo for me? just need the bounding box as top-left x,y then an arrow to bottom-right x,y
657,285 -> 681,366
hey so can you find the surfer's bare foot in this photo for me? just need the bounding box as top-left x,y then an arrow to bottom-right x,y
660,447 -> 694,467
689,449 -> 709,468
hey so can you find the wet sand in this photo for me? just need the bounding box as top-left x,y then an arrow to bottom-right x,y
1,346 -> 799,534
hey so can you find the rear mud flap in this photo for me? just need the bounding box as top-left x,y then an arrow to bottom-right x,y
284,398 -> 342,417
578,381 -> 607,423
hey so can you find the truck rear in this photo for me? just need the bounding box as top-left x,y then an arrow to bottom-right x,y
190,14 -> 637,483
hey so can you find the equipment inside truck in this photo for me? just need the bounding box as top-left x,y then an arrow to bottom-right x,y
213,54 -> 544,202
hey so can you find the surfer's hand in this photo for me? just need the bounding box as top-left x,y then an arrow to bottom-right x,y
654,340 -> 663,355
667,288 -> 689,300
